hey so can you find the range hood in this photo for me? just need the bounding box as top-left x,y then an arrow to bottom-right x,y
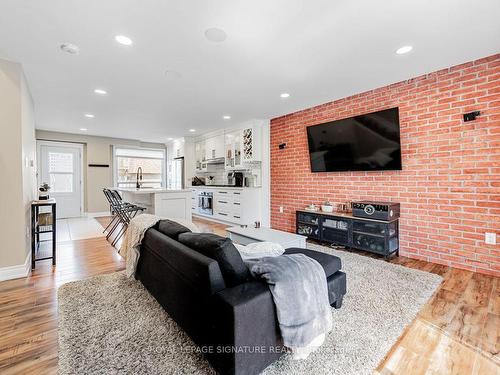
205,157 -> 225,164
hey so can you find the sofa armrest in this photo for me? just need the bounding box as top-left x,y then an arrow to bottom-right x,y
209,281 -> 284,375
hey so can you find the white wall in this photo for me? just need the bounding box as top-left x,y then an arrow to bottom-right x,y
0,59 -> 36,276
35,130 -> 165,213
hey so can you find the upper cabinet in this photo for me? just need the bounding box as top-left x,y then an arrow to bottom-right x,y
224,125 -> 262,168
194,123 -> 263,173
224,130 -> 242,169
204,135 -> 225,160
172,139 -> 185,158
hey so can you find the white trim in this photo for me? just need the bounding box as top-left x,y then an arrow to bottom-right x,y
85,211 -> 111,218
36,140 -> 85,217
0,252 -> 31,282
260,120 -> 271,227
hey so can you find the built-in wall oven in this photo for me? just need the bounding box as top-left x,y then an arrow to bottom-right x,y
198,191 -> 213,215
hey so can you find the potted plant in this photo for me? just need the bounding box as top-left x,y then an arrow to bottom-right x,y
39,182 -> 51,200
321,200 -> 334,213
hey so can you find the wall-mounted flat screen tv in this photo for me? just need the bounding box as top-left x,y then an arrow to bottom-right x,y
306,107 -> 402,172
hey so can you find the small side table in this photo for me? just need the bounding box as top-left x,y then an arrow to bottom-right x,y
31,199 -> 57,269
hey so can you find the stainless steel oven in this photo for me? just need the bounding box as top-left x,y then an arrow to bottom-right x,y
198,191 -> 213,215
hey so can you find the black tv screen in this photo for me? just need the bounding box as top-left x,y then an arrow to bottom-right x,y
307,107 -> 402,172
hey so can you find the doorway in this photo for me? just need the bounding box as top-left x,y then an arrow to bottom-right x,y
37,141 -> 84,218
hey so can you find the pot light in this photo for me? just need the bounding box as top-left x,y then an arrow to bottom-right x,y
115,35 -> 133,46
204,28 -> 227,43
280,93 -> 290,98
396,45 -> 413,55
167,137 -> 173,141
79,128 -> 88,131
189,129 -> 196,132
84,113 -> 95,118
223,115 -> 231,120
94,89 -> 107,95
60,42 -> 80,55
164,70 -> 181,79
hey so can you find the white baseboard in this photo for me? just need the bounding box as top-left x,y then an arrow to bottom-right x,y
86,211 -> 111,218
0,252 -> 31,282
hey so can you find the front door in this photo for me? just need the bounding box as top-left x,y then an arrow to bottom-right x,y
38,141 -> 83,218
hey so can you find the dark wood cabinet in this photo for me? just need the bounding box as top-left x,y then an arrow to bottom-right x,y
296,210 -> 399,258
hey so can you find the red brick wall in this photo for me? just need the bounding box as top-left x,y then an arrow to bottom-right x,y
270,54 -> 500,276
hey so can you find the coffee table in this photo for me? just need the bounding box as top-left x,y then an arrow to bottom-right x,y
226,226 -> 307,249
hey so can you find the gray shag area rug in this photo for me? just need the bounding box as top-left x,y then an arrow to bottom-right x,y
58,243 -> 442,375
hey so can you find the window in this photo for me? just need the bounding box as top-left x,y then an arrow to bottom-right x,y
113,147 -> 166,188
48,152 -> 74,192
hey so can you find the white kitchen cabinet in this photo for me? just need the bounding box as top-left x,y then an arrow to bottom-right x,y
205,135 -> 224,160
224,130 -> 243,170
195,141 -> 205,171
192,187 -> 261,226
172,139 -> 185,158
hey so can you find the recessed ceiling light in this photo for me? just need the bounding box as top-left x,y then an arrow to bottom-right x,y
396,45 -> 413,55
223,115 -> 231,120
115,35 -> 133,46
280,93 -> 290,98
189,129 -> 196,132
167,137 -> 173,141
204,28 -> 227,42
164,70 -> 181,79
79,128 -> 88,131
60,42 -> 80,55
94,89 -> 107,95
84,113 -> 95,118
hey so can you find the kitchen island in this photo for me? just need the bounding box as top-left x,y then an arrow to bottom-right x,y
114,188 -> 193,222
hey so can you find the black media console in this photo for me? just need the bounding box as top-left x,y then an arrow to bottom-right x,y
296,210 -> 399,258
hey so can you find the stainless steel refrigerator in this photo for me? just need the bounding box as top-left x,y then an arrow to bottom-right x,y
170,157 -> 185,189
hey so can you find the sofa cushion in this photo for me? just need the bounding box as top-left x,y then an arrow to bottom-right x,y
178,233 -> 251,287
284,248 -> 342,277
156,219 -> 191,240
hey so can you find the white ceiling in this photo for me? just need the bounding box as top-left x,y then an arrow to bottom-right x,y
1,0 -> 499,142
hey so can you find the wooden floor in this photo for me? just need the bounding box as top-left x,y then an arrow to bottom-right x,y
0,217 -> 497,374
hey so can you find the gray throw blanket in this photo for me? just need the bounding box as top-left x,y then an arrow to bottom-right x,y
250,254 -> 333,357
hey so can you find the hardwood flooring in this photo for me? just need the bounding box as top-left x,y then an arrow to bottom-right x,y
0,216 -> 497,374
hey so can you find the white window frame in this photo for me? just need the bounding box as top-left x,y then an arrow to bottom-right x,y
112,145 -> 167,188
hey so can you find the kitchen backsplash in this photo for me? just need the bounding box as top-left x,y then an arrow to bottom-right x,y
203,164 -> 226,185
194,163 -> 262,186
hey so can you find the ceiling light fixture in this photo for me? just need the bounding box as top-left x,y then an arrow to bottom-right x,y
79,128 -> 88,131
189,129 -> 196,132
223,115 -> 231,120
164,70 -> 181,79
396,45 -> 413,55
204,28 -> 227,42
60,42 -> 80,55
280,93 -> 290,98
115,35 -> 133,46
84,113 -> 95,118
167,137 -> 173,141
94,89 -> 107,95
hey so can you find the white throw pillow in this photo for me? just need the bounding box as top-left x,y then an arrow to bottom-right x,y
234,242 -> 285,260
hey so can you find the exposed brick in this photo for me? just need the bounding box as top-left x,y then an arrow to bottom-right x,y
270,53 -> 500,277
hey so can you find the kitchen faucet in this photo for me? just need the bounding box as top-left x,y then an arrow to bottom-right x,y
136,167 -> 143,189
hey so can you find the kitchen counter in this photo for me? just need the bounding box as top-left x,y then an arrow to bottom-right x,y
190,185 -> 261,190
115,187 -> 192,194
114,187 -> 192,221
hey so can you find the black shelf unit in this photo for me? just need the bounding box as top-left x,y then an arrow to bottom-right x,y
31,200 -> 57,269
296,210 -> 399,258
